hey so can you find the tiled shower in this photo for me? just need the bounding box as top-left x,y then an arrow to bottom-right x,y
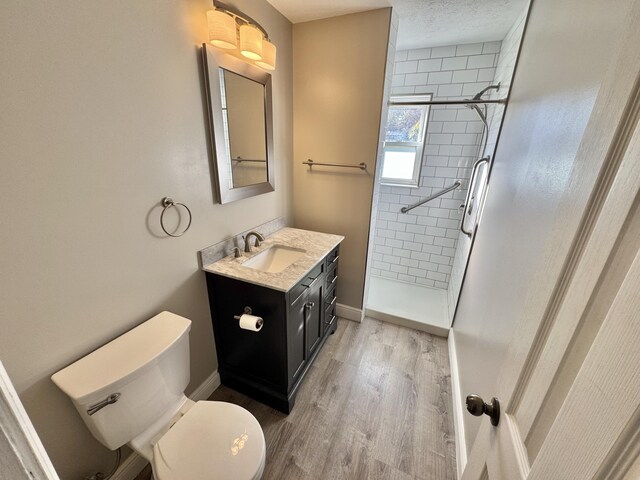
365,12 -> 527,331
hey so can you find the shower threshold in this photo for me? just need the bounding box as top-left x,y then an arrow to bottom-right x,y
364,276 -> 450,337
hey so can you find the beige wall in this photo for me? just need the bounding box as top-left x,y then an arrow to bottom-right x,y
292,9 -> 391,309
451,0 -> 633,455
0,0 -> 292,478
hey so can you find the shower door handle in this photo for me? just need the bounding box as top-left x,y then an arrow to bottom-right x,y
460,156 -> 490,237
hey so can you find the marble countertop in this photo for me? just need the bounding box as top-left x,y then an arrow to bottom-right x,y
202,227 -> 344,292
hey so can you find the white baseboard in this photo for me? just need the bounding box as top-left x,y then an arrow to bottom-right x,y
336,303 -> 362,323
189,370 -> 221,401
110,370 -> 221,480
448,331 -> 467,479
109,453 -> 148,480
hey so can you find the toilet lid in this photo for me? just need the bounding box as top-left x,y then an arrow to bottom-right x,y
152,401 -> 266,480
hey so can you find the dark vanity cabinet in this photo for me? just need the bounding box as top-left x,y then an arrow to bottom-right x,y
205,246 -> 339,413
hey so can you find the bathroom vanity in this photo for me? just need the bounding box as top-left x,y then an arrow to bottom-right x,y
203,228 -> 343,413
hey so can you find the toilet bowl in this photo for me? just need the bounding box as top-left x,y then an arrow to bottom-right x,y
51,311 -> 265,480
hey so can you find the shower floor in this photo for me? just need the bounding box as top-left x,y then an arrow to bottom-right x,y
365,276 -> 450,337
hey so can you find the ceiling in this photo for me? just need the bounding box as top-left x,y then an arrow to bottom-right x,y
266,0 -> 529,50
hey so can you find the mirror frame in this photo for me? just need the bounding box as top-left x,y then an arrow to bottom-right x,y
202,43 -> 275,204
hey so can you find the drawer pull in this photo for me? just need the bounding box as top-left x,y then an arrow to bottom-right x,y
327,296 -> 337,308
304,275 -> 321,289
325,315 -> 337,326
330,274 -> 338,286
331,254 -> 340,264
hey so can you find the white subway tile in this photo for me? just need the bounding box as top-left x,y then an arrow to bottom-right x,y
428,71 -> 453,84
422,244 -> 442,254
398,274 -> 417,283
442,122 -> 467,133
404,73 -> 429,85
394,50 -> 409,61
442,56 -> 468,71
437,218 -> 460,229
396,231 -> 414,241
467,54 -> 496,69
394,61 -> 418,74
392,248 -> 412,258
403,241 -> 423,252
410,251 -> 430,261
438,145 -> 464,156
373,260 -> 390,271
380,270 -> 399,280
383,254 -> 401,265
429,133 -> 453,145
392,74 -> 405,86
477,67 -> 496,82
437,83 -> 463,97
434,237 -> 455,247
452,69 -> 479,83
406,224 -> 426,234
417,58 -> 442,72
432,110 -> 457,121
435,166 -> 458,177
414,233 -> 435,244
390,264 -> 409,274
430,254 -> 451,265
400,257 -> 420,268
375,244 -> 393,255
417,278 -> 436,287
482,41 -> 501,54
407,48 -> 431,60
431,45 -> 457,58
426,121 -> 443,133
456,43 -> 484,56
438,264 -> 453,275
419,260 -> 439,271
391,86 -> 415,95
408,267 -> 428,278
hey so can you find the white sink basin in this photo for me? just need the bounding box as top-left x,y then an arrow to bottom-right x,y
242,245 -> 306,273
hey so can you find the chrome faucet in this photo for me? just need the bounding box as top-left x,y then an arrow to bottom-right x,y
243,231 -> 265,252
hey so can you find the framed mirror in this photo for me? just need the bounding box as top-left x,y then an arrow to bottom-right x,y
202,44 -> 275,204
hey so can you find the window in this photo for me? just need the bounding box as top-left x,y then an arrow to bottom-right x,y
381,95 -> 431,186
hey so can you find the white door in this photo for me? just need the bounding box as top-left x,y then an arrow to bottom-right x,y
0,361 -> 60,480
461,2 -> 640,477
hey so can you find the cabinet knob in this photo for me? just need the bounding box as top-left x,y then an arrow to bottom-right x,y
305,302 -> 315,309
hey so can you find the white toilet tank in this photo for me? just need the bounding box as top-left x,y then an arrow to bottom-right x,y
51,311 -> 192,450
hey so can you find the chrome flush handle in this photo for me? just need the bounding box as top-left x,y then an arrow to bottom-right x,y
87,393 -> 121,416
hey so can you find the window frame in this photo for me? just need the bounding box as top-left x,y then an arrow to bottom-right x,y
380,94 -> 431,187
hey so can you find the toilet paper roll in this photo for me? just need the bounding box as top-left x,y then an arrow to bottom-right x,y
238,313 -> 263,332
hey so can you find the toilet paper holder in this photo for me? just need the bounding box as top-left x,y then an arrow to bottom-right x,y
234,306 -> 253,320
234,306 -> 264,331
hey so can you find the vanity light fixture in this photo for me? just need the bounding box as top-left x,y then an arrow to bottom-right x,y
206,1 -> 277,71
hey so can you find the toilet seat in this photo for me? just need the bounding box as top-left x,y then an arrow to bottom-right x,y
152,401 -> 266,480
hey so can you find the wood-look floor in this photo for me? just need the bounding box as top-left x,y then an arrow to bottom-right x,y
135,317 -> 456,479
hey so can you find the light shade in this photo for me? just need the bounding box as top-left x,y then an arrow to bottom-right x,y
255,39 -> 276,70
207,9 -> 237,50
239,24 -> 263,60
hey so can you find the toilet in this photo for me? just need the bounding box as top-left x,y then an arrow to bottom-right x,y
51,311 -> 265,480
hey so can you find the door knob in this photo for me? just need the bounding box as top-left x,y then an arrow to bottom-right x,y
466,394 -> 500,426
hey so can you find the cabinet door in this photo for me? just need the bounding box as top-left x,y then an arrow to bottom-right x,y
287,291 -> 307,386
305,278 -> 323,357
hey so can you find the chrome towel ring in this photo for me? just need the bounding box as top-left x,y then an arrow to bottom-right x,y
160,197 -> 192,237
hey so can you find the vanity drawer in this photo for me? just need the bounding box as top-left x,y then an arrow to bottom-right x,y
325,265 -> 338,293
290,262 -> 324,306
324,301 -> 337,334
324,285 -> 337,311
325,247 -> 340,270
